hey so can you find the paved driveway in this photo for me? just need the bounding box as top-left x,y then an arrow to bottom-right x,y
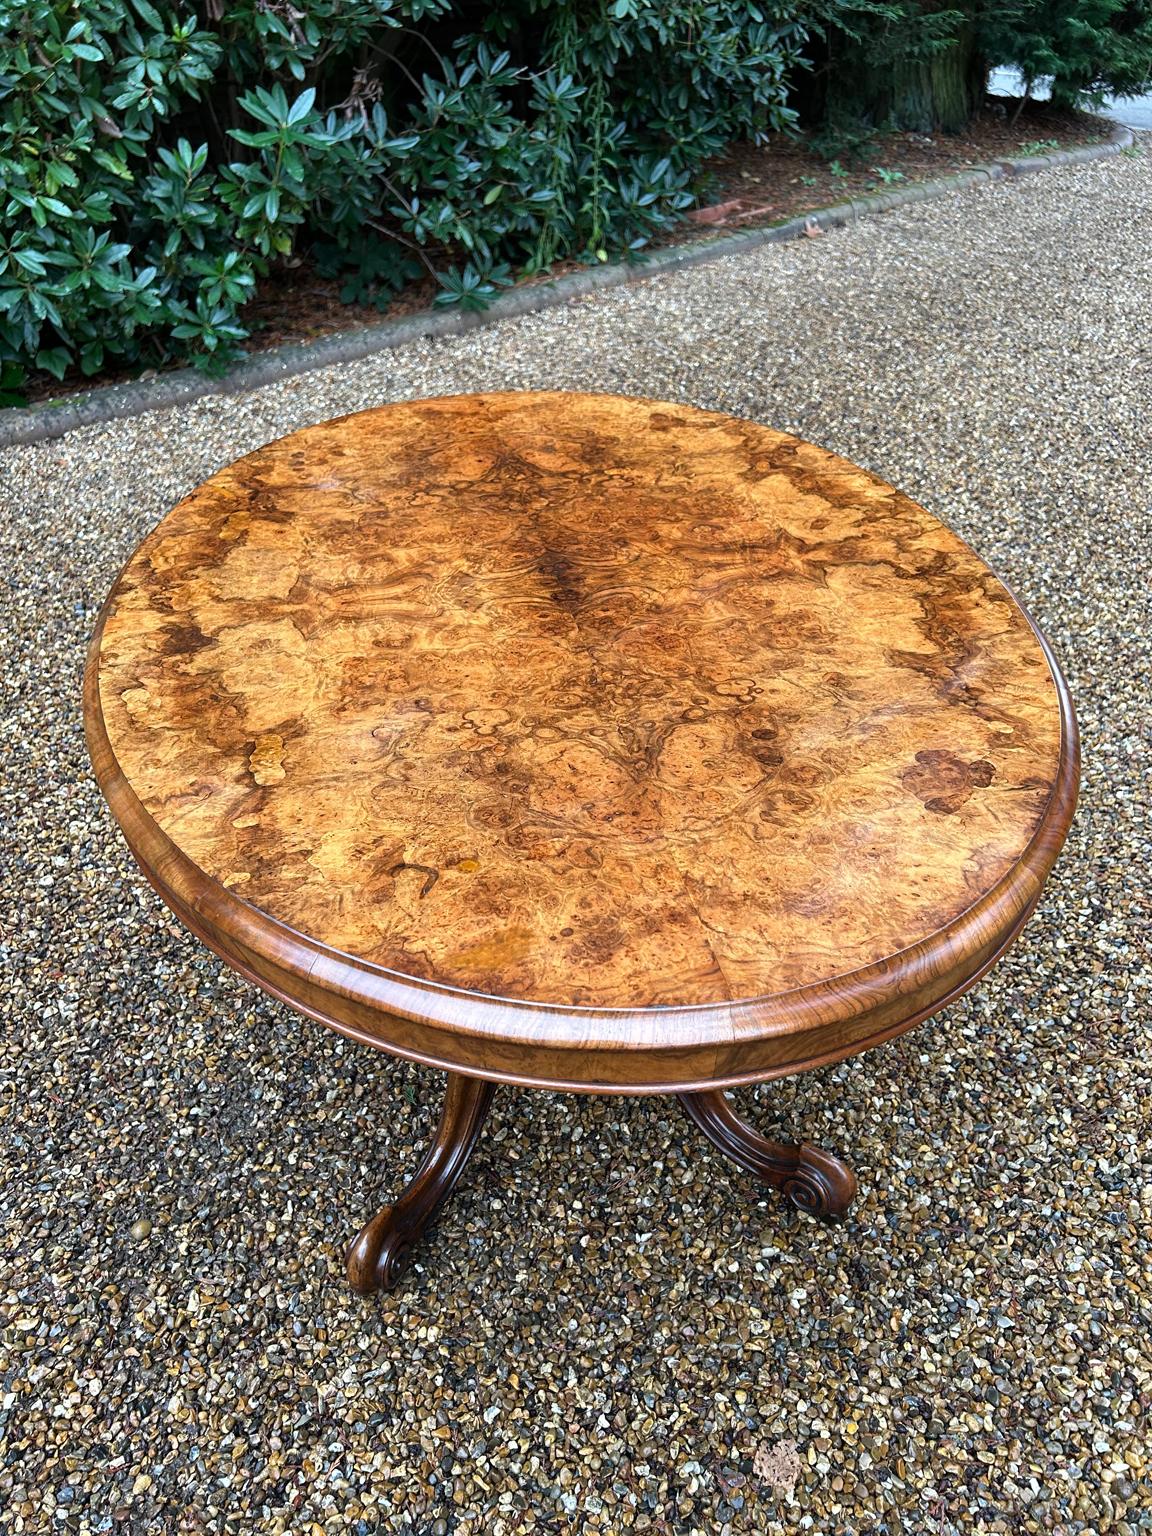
1104,93 -> 1152,129
989,63 -> 1152,128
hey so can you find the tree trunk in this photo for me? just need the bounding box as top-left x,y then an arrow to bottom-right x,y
885,24 -> 986,134
799,18 -> 989,139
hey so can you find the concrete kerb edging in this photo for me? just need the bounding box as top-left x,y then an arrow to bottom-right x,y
0,122 -> 1136,449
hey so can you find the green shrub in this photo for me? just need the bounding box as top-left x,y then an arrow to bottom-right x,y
0,0 -> 221,383
11,0 -> 1143,397
0,0 -> 806,394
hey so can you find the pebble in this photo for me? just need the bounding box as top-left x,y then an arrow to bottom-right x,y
2,144 -> 1151,1533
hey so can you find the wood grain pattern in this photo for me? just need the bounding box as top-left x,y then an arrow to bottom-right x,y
84,392 -> 1078,1092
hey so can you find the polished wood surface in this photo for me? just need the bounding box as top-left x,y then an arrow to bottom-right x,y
678,1090 -> 857,1218
85,392 -> 1078,1092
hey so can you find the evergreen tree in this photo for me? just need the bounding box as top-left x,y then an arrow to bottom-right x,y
981,0 -> 1152,104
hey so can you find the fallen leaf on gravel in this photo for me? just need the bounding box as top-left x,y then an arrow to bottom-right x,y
803,217 -> 824,237
754,1439 -> 802,1495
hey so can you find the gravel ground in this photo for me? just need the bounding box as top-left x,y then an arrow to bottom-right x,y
2,147 -> 1151,1536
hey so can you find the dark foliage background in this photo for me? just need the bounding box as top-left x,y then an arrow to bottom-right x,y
1,0 -> 1149,394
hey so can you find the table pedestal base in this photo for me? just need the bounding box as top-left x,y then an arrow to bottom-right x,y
676,1089 -> 857,1218
346,1074 -> 497,1295
345,1071 -> 857,1295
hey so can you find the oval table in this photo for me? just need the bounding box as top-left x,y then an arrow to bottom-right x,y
84,392 -> 1078,1294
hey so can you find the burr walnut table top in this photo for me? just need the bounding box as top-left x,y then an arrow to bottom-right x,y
85,392 -> 1077,1092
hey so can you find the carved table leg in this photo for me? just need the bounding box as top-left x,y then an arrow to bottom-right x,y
677,1089 -> 857,1218
346,1072 -> 498,1295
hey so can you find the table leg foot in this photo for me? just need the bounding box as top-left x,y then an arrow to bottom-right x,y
676,1088 -> 857,1219
346,1072 -> 497,1295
